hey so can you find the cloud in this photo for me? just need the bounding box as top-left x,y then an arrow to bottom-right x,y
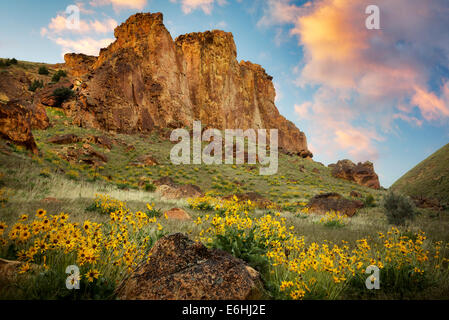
54,37 -> 115,57
261,0 -> 449,162
89,0 -> 147,11
41,14 -> 117,36
171,0 -> 227,15
41,9 -> 117,58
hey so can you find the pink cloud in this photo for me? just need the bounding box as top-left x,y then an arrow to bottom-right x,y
412,84 -> 449,121
54,37 -> 115,57
41,14 -> 117,36
260,0 -> 449,162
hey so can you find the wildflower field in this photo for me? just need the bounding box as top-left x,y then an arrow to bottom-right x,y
0,108 -> 448,299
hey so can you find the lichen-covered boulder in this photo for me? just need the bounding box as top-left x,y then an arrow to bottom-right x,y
116,233 -> 265,300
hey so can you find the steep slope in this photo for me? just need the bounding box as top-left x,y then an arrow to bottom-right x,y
391,143 -> 449,206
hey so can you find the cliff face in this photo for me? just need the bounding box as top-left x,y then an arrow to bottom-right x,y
65,12 -> 311,157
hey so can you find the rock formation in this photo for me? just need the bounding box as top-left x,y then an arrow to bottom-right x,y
307,192 -> 364,217
63,12 -> 312,157
64,53 -> 97,77
0,69 -> 50,130
329,159 -> 380,189
116,233 -> 264,300
0,101 -> 38,154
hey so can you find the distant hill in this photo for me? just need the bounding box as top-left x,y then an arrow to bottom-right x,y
391,143 -> 449,207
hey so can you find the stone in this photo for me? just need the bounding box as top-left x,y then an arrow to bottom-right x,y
0,258 -> 22,280
350,190 -> 363,198
329,159 -> 381,189
130,154 -> 158,166
164,208 -> 191,220
307,192 -> 364,217
116,233 -> 264,300
64,53 -> 97,77
156,183 -> 202,199
47,134 -> 79,144
0,101 -> 38,154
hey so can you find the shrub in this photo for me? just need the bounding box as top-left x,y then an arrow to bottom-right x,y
382,191 -> 418,225
29,79 -> 44,92
38,66 -> 49,75
364,194 -> 376,207
52,87 -> 74,107
0,58 -> 18,67
51,69 -> 67,83
144,182 -> 156,192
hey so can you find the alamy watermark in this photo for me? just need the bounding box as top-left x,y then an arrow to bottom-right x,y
365,5 -> 380,30
365,265 -> 380,290
65,264 -> 80,290
170,121 -> 278,175
65,5 -> 80,30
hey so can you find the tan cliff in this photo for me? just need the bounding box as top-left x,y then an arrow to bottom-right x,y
63,12 -> 312,157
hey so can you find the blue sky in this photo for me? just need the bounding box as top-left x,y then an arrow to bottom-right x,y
1,0 -> 449,187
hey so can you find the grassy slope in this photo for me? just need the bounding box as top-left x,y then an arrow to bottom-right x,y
2,60 -> 449,299
392,143 -> 449,206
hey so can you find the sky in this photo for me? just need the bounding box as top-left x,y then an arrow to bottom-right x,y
1,0 -> 449,187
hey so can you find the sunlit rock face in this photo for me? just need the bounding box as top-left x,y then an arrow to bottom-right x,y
65,12 -> 312,157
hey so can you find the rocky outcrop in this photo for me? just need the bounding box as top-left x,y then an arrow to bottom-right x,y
329,160 -> 380,189
164,208 -> 191,220
130,154 -> 158,166
0,101 -> 38,154
69,13 -> 194,133
307,192 -> 364,217
57,144 -> 108,166
65,12 -> 311,157
47,134 -> 79,144
64,53 -> 97,77
0,69 -> 50,130
156,183 -> 203,199
0,69 -> 32,104
116,233 -> 264,300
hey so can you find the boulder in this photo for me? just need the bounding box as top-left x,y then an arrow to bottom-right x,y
116,233 -> 264,300
82,135 -> 114,149
35,79 -> 73,108
329,159 -> 380,189
156,184 -> 202,199
0,101 -> 38,154
130,154 -> 158,166
0,258 -> 22,279
307,192 -> 364,217
47,134 -> 79,144
154,176 -> 177,187
164,208 -> 191,220
350,190 -> 363,198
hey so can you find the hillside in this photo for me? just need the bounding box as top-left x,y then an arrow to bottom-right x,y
392,143 -> 449,208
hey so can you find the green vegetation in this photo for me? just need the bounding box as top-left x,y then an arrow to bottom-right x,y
383,191 -> 418,225
0,58 -> 18,67
0,74 -> 448,299
51,69 -> 67,83
29,79 -> 44,92
392,143 -> 449,208
38,66 -> 49,75
52,87 -> 74,107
